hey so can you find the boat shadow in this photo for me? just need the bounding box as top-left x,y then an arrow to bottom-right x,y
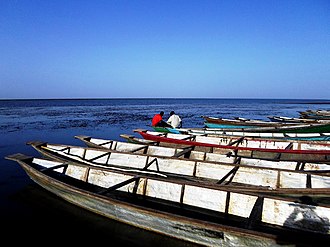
5,184 -> 201,247
284,196 -> 330,234
274,196 -> 330,246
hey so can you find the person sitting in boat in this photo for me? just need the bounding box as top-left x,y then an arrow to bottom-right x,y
167,111 -> 182,128
152,111 -> 172,128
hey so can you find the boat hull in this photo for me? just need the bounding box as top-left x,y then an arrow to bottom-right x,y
152,127 -> 330,141
9,156 -> 312,247
204,122 -> 330,133
135,130 -> 330,163
26,140 -> 330,198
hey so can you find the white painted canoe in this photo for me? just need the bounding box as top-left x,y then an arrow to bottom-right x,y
26,141 -> 330,198
6,153 -> 330,246
77,135 -> 330,172
135,129 -> 330,163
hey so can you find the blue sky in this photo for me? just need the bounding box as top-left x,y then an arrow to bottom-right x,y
0,0 -> 329,99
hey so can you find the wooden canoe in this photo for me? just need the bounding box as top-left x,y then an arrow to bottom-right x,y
134,129 -> 330,163
267,116 -> 329,124
79,134 -> 330,172
144,131 -> 330,151
202,116 -> 301,127
300,110 -> 330,116
152,126 -> 330,141
299,110 -> 330,120
5,153 -> 330,246
26,140 -> 330,198
203,121 -> 330,133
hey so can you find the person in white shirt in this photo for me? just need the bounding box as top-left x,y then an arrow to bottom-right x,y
167,111 -> 182,128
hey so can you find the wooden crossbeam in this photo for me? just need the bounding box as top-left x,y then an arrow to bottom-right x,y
216,166 -> 239,185
144,158 -> 159,171
227,137 -> 245,146
130,145 -> 149,153
98,140 -> 113,147
88,152 -> 111,162
98,176 -> 141,195
40,164 -> 68,174
173,146 -> 194,158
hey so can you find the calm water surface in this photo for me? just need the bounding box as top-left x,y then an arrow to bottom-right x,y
1,98 -> 329,245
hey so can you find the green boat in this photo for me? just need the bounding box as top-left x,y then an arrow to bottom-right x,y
203,122 -> 330,133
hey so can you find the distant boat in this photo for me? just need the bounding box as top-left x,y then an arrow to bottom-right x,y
267,116 -> 329,123
299,110 -> 330,120
202,116 -> 300,127
5,153 -> 330,247
134,129 -> 330,163
202,115 -> 330,132
301,110 -> 330,116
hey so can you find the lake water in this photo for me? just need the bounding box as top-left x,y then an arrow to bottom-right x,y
1,98 -> 329,245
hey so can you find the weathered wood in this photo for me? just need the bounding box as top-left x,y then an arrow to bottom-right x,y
227,137 -> 245,146
135,130 -> 330,163
40,164 -> 68,173
78,135 -> 330,172
216,166 -> 239,185
27,141 -> 330,198
202,116 -> 330,133
173,146 -> 194,158
98,176 -> 141,195
6,154 -> 330,246
149,126 -> 330,141
144,158 -> 159,171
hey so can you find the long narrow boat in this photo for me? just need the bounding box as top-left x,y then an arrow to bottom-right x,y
203,121 -> 330,133
299,110 -> 330,120
138,129 -> 330,152
267,116 -> 329,124
78,134 -> 330,172
6,153 -> 330,246
300,114 -> 330,121
26,140 -> 330,198
202,116 -> 301,128
78,134 -> 330,151
152,126 -> 330,141
144,131 -> 330,151
300,110 -> 330,116
134,129 -> 330,163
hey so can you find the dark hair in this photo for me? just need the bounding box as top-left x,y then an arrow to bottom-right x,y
160,111 -> 164,115
170,111 -> 175,115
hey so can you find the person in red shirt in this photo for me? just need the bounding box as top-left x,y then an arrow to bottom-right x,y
152,111 -> 172,127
